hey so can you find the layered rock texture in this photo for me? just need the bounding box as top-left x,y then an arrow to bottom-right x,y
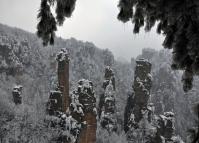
124,59 -> 152,132
56,48 -> 70,112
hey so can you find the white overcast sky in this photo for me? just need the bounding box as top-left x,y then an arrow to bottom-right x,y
0,0 -> 164,61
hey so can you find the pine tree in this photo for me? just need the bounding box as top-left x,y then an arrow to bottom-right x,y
117,0 -> 199,92
37,0 -> 77,45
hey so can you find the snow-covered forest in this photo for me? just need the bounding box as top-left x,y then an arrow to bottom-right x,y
0,23 -> 198,143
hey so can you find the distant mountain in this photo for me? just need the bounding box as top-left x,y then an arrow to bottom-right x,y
0,23 -> 198,142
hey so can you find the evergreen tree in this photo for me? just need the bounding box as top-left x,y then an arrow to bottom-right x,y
37,0 -> 77,45
117,0 -> 199,92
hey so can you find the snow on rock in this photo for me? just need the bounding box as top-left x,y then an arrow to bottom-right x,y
46,89 -> 63,115
155,112 -> 184,143
45,112 -> 82,143
125,59 -> 157,142
72,79 -> 97,143
102,66 -> 115,90
75,79 -> 96,114
12,85 -> 23,104
132,58 -> 152,125
100,67 -> 117,132
56,48 -> 69,62
47,79 -> 97,143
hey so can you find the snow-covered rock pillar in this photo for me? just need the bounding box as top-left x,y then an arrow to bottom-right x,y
125,59 -> 155,142
133,59 -> 152,124
102,66 -> 115,91
70,79 -> 97,143
156,112 -> 176,142
124,59 -> 152,132
56,48 -> 70,112
79,113 -> 97,143
46,89 -> 63,115
99,67 -> 117,132
12,85 -> 23,104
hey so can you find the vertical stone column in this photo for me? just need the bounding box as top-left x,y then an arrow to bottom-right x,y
100,66 -> 117,132
125,59 -> 152,133
133,58 -> 152,124
156,112 -> 176,142
56,48 -> 70,112
46,89 -> 63,115
102,66 -> 115,91
70,79 -> 97,143
125,59 -> 154,142
79,113 -> 97,143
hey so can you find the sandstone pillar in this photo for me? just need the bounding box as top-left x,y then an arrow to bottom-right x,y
102,66 -> 115,91
46,89 -> 62,115
124,58 -> 152,133
70,79 -> 97,143
56,48 -> 70,112
79,113 -> 97,143
133,58 -> 152,123
99,67 -> 117,132
77,79 -> 97,143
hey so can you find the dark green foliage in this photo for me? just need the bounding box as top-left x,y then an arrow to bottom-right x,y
37,0 -> 76,45
117,0 -> 135,23
56,0 -> 76,25
117,0 -> 199,92
37,0 -> 57,46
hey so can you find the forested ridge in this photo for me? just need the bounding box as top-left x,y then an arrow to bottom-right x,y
0,23 -> 198,142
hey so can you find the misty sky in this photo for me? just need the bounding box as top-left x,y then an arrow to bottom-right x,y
0,0 -> 164,61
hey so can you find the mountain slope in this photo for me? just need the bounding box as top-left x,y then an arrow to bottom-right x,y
0,23 -> 198,142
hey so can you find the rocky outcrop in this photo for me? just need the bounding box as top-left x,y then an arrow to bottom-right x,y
102,66 -> 115,90
47,48 -> 70,115
70,79 -> 97,143
125,59 -> 184,143
124,58 -> 152,133
46,89 -> 63,115
99,66 -> 117,132
45,111 -> 81,143
153,112 -> 184,143
12,85 -> 23,104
